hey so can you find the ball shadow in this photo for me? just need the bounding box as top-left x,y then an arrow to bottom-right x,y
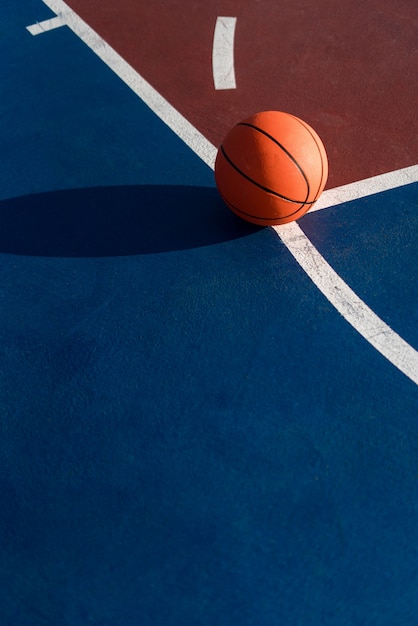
0,185 -> 261,257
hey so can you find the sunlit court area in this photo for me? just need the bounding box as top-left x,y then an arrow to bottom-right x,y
1,1 -> 417,624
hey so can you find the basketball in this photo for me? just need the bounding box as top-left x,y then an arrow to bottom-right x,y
214,110 -> 328,226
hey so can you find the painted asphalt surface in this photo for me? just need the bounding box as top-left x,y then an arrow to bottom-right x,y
65,0 -> 418,188
1,2 -> 417,625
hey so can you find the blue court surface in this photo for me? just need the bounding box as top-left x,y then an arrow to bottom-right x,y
1,2 -> 417,625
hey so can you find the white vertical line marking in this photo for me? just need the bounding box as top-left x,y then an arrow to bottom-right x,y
37,0 -> 418,385
26,16 -> 65,35
212,17 -> 237,90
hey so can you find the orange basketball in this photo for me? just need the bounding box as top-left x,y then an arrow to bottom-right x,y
214,111 -> 328,226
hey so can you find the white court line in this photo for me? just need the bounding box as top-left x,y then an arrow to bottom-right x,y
311,164 -> 418,212
41,0 -> 217,169
38,0 -> 418,385
212,17 -> 237,90
275,222 -> 418,384
26,16 -> 65,35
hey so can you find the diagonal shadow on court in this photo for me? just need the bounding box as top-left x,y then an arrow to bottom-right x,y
0,185 -> 260,257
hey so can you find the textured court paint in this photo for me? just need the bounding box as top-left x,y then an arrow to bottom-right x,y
212,17 -> 237,90
40,0 -> 216,169
39,0 -> 418,203
274,222 -> 418,385
26,15 -> 65,35
301,183 -> 418,354
63,0 -> 418,188
2,11 -> 212,201
39,0 -> 418,386
2,3 -> 418,626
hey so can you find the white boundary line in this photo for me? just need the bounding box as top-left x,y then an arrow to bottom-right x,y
311,164 -> 418,212
41,0 -> 217,170
38,0 -> 418,385
212,17 -> 237,90
275,222 -> 418,384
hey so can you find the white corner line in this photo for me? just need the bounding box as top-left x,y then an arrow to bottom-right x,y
212,17 -> 237,90
38,0 -> 418,385
310,164 -> 418,212
26,16 -> 65,35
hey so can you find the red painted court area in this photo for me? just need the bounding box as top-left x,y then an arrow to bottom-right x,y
65,0 -> 417,188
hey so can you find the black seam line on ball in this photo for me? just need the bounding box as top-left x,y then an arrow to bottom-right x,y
220,146 -> 314,206
225,196 -> 307,221
287,114 -> 325,201
221,145 -> 313,205
237,122 -> 311,203
219,190 -> 306,221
